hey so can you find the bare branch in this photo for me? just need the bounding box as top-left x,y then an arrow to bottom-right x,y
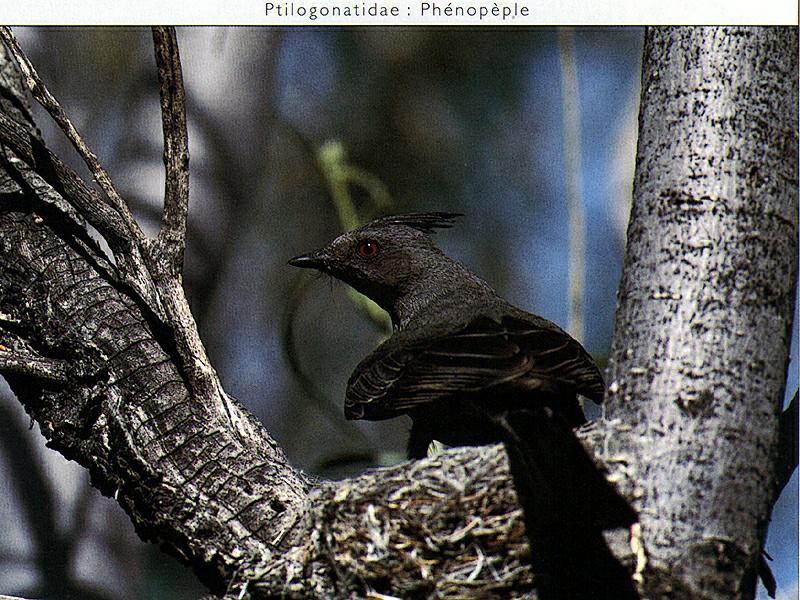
152,26 -> 190,276
0,110 -> 128,247
137,29 -> 259,441
0,27 -> 145,247
0,347 -> 68,382
757,552 -> 777,599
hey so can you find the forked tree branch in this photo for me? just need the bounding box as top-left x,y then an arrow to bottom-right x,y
0,27 -> 138,236
144,26 -> 239,436
1,27 -> 250,440
0,26 -> 161,316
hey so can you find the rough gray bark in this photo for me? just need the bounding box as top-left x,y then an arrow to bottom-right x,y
0,25 -> 795,600
0,31 -> 307,595
605,27 -> 798,600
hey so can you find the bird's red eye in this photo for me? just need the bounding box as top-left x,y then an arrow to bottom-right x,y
357,240 -> 380,258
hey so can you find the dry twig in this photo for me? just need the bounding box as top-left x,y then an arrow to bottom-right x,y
152,26 -> 190,275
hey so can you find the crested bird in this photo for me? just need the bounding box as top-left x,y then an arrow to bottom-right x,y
289,212 -> 638,599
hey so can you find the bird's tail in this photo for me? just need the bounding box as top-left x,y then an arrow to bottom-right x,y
494,408 -> 639,600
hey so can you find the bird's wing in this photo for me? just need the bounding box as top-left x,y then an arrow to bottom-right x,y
345,314 -> 605,420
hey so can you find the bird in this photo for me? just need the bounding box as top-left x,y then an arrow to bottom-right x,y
289,212 -> 638,599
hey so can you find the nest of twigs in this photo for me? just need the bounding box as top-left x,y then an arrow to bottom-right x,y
268,444 -> 539,599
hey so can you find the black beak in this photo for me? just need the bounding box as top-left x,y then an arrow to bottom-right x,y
288,249 -> 330,270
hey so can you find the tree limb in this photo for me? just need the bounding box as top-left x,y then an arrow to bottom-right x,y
0,346 -> 69,382
0,33 -> 310,595
141,29 -> 253,442
0,27 -> 161,317
152,26 -> 190,275
0,110 -> 122,241
0,27 -> 142,243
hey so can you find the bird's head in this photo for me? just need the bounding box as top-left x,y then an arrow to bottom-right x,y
288,212 -> 462,314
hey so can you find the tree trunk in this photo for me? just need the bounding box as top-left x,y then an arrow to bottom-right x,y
605,27 -> 798,600
0,26 -> 795,600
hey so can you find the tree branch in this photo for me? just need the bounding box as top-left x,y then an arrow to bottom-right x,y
140,29 -> 257,442
0,27 -> 141,242
0,34 -> 310,595
0,27 -> 161,317
152,26 -> 189,276
0,195 -> 311,594
0,110 -> 124,245
0,346 -> 69,382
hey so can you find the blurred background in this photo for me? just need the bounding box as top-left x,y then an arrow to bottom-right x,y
0,27 -> 795,600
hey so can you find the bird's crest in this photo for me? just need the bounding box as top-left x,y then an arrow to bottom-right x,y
366,212 -> 463,234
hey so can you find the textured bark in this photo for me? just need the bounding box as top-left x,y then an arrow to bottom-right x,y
0,36 -> 308,595
0,26 -> 796,600
605,27 -> 798,600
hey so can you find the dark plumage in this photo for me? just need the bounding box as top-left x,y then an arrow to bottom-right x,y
289,213 -> 638,599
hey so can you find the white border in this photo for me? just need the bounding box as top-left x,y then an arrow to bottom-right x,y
1,0 -> 797,26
